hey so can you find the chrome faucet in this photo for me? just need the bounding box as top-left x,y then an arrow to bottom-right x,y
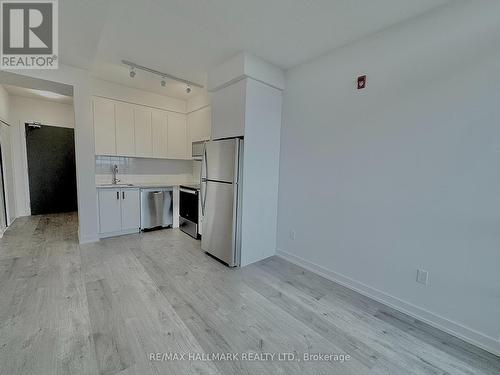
111,164 -> 120,184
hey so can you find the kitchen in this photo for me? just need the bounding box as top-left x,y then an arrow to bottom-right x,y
94,53 -> 283,267
93,92 -> 209,240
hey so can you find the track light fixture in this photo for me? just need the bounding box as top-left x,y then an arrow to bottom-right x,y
122,60 -> 203,89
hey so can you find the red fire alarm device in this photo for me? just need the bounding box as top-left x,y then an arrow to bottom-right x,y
357,75 -> 367,90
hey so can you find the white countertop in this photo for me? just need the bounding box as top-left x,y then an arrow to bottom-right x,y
96,182 -> 198,189
180,183 -> 201,190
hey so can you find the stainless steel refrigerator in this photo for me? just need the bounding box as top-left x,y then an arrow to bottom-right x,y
201,138 -> 243,267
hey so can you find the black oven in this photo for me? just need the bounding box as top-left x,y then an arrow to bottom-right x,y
179,186 -> 200,239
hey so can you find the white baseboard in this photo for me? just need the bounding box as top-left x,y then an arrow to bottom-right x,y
79,233 -> 100,244
7,215 -> 16,226
276,248 -> 500,357
98,228 -> 140,239
79,228 -> 141,244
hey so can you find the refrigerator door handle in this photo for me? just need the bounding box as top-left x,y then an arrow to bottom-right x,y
234,138 -> 240,184
201,144 -> 208,215
199,142 -> 204,215
200,181 -> 205,216
204,143 -> 208,180
199,148 -> 203,183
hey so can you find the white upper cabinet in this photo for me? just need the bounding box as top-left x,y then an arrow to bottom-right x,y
93,96 -> 190,160
115,102 -> 135,156
134,106 -> 153,157
151,109 -> 168,158
167,112 -> 188,159
211,79 -> 246,140
188,106 -> 211,143
93,97 -> 116,155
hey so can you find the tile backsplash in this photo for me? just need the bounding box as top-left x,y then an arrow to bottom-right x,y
96,155 -> 192,175
95,156 -> 199,185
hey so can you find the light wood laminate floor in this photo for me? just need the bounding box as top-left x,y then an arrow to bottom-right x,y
0,213 -> 499,374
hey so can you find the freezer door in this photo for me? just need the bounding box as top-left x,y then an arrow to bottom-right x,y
201,181 -> 237,266
203,139 -> 238,183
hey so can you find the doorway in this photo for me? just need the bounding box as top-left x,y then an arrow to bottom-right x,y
25,123 -> 77,215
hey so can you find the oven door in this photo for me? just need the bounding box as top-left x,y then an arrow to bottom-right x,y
179,188 -> 199,223
179,187 -> 199,238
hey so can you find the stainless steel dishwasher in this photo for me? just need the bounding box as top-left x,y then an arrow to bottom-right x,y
140,188 -> 173,230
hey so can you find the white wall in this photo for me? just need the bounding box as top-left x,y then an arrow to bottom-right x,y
240,78 -> 282,266
10,96 -> 75,128
0,84 -> 9,119
0,85 -> 16,225
277,0 -> 500,355
9,96 -> 75,217
186,91 -> 210,113
0,85 -> 8,230
90,78 -> 186,113
208,52 -> 285,92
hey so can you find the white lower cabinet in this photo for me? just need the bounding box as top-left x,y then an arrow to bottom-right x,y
98,188 -> 140,237
120,189 -> 140,231
98,188 -> 121,234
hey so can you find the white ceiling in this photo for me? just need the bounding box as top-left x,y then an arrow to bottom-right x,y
2,84 -> 73,104
60,0 -> 451,99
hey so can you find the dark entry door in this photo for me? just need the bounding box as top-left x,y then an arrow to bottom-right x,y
25,124 -> 77,215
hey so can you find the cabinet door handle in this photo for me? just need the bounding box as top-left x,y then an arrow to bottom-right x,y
122,191 -> 125,199
116,191 -> 119,200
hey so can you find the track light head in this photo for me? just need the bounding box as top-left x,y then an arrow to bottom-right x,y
121,60 -> 203,89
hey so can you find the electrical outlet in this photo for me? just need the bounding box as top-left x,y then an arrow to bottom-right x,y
289,230 -> 296,240
416,269 -> 429,285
